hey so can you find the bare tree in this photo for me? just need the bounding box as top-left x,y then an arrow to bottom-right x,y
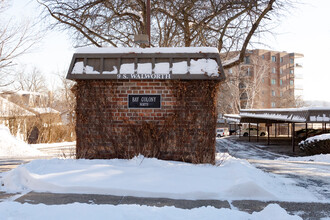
0,0 -> 39,87
218,54 -> 269,114
15,66 -> 48,93
37,0 -> 284,62
37,0 -> 149,47
55,73 -> 76,114
46,72 -> 76,142
276,91 -> 304,108
243,55 -> 269,108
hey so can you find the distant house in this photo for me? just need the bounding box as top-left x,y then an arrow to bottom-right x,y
0,96 -> 36,141
0,90 -> 48,108
0,91 -> 66,143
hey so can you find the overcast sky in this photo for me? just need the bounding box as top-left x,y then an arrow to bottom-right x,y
5,0 -> 330,103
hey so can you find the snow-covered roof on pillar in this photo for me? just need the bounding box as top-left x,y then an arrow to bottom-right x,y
240,108 -> 330,123
66,47 -> 225,80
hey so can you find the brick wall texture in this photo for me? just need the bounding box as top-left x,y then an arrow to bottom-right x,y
74,79 -> 220,164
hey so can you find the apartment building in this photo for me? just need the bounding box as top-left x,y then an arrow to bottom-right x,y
225,49 -> 304,109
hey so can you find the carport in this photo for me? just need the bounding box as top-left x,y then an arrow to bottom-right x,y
225,108 -> 330,152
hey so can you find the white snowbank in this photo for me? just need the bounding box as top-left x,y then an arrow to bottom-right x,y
277,154 -> 330,163
0,202 -> 302,220
0,125 -> 44,158
0,154 -> 319,202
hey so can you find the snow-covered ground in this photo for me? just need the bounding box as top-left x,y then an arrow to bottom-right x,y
0,126 -> 329,219
216,137 -> 330,201
0,125 -> 45,158
0,202 -> 302,220
0,124 -> 75,159
277,154 -> 330,163
0,154 -> 319,202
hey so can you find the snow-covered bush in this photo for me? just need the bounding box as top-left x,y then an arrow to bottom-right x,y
299,134 -> 330,155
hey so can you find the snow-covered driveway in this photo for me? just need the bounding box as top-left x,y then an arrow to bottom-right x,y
216,137 -> 283,160
216,137 -> 330,201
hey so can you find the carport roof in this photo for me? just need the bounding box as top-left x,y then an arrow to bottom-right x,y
223,114 -> 241,123
239,108 -> 330,123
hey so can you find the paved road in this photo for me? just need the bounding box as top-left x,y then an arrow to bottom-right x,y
0,192 -> 327,219
0,158 -> 33,173
216,137 -> 330,201
216,137 -> 284,160
0,143 -> 76,172
34,143 -> 76,158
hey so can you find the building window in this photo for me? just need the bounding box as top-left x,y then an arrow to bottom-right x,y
240,92 -> 248,100
280,91 -> 283,97
271,90 -> 276,96
271,102 -> 276,108
247,67 -> 251,76
280,79 -> 283,85
262,78 -> 264,83
290,80 -> 294,85
271,56 -> 276,62
290,69 -> 294,74
228,68 -> 233,74
262,55 -> 265,59
280,57 -> 283,63
239,82 -> 246,89
290,58 -> 294,64
244,56 -> 250,64
272,67 -> 276,74
271,79 -> 276,85
280,68 -> 283,74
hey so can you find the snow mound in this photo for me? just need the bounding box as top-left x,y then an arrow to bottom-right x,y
224,181 -> 277,200
0,202 -> 302,220
252,204 -> 302,220
0,154 -> 319,202
0,125 -> 44,158
277,154 -> 330,163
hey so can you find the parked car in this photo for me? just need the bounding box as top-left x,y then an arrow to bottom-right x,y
229,129 -> 239,135
241,127 -> 267,137
295,128 -> 324,138
216,128 -> 229,137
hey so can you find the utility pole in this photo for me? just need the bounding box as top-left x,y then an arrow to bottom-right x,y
146,0 -> 151,47
134,0 -> 151,47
